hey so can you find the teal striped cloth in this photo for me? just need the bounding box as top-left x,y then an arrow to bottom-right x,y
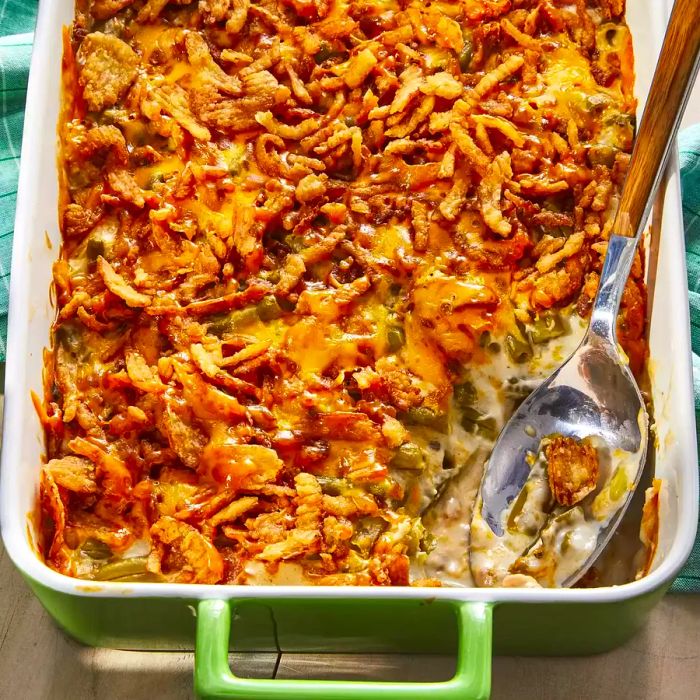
0,0 -> 36,360
673,125 -> 700,592
1,1 -> 699,591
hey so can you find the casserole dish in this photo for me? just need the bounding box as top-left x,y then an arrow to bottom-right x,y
1,0 -> 697,698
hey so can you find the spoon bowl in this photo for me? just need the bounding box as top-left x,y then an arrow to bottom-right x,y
480,334 -> 647,540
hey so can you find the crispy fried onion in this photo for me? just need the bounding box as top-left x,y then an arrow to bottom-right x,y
125,348 -> 166,393
478,151 -> 513,237
67,436 -> 132,500
44,456 -> 97,494
255,110 -> 321,140
172,359 -> 247,422
254,133 -> 325,182
201,429 -> 283,488
150,516 -> 224,583
256,473 -> 322,561
144,82 -> 212,141
192,66 -> 290,132
460,54 -> 525,113
41,471 -> 70,571
98,257 -> 152,307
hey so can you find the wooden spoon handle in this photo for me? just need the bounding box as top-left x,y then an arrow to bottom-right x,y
615,0 -> 700,239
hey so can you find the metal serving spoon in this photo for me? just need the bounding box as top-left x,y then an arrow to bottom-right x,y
475,0 -> 700,585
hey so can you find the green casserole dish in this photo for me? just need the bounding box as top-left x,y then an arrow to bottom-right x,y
1,0 -> 697,698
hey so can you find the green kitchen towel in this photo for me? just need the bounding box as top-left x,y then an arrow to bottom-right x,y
0,0 -> 37,362
1,0 -> 700,590
672,124 -> 700,592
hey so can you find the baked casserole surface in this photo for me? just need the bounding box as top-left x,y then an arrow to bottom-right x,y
38,0 -> 652,587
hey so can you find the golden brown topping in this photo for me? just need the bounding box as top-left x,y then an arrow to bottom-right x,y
43,0 -> 642,588
125,349 -> 166,393
106,169 -> 148,208
145,83 -> 212,142
43,456 -> 97,495
295,173 -> 327,203
479,152 -> 513,237
97,258 -> 151,308
76,33 -> 138,112
545,436 -> 600,507
150,516 -> 224,584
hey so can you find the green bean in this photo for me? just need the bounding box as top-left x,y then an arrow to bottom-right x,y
505,332 -> 533,364
111,572 -> 165,583
591,467 -> 628,518
81,538 -> 113,560
316,476 -> 350,496
55,323 -> 90,360
403,407 -> 448,432
279,297 -> 297,312
257,295 -> 283,321
604,112 -> 635,129
351,517 -> 387,557
587,144 -> 618,168
387,326 -> 406,352
207,307 -> 259,337
390,443 -> 424,471
585,94 -> 611,114
314,42 -> 333,64
479,331 -> 502,352
206,313 -> 230,335
459,34 -> 474,72
453,381 -> 477,409
228,158 -> 248,176
529,312 -> 566,344
420,530 -> 437,554
285,234 -> 306,253
460,407 -> 498,440
86,238 -> 106,263
260,269 -> 281,284
147,172 -> 166,188
561,531 -> 573,554
388,283 -> 403,298
405,519 -> 428,556
609,466 -> 629,501
367,479 -> 394,499
55,323 -> 80,353
504,378 -> 533,402
93,557 -> 149,581
552,506 -> 583,528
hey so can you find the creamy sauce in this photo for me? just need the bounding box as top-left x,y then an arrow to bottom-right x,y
468,405 -> 644,588
405,308 -> 647,588
410,313 -> 588,585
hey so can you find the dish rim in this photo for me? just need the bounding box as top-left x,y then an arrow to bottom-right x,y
1,0 -> 697,605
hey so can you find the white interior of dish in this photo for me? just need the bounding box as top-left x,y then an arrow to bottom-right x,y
0,0 -> 696,603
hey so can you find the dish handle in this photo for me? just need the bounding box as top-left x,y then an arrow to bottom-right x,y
194,598 -> 493,699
